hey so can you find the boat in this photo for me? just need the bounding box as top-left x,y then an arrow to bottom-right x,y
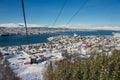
1,33 -> 10,36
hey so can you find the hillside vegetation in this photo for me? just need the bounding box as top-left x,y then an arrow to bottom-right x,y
43,50 -> 120,80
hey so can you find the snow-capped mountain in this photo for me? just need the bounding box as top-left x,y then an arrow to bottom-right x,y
0,23 -> 47,28
0,23 -> 120,30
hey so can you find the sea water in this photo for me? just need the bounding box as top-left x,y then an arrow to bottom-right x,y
0,30 -> 120,46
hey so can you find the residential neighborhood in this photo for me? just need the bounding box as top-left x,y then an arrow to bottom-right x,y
0,33 -> 120,80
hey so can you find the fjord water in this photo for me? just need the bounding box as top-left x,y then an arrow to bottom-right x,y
0,30 -> 120,46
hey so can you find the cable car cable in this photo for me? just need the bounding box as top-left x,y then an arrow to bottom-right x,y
66,0 -> 89,26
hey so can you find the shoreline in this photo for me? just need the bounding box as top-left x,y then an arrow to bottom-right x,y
0,33 -> 120,80
0,30 -> 120,47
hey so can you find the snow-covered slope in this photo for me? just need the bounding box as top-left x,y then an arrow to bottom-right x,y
0,23 -> 120,30
0,23 -> 46,28
7,51 -> 46,80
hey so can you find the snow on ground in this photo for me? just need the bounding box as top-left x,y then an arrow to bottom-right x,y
17,64 -> 45,80
6,51 -> 47,80
5,50 -> 63,80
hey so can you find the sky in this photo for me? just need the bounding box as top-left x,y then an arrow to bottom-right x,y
0,0 -> 120,28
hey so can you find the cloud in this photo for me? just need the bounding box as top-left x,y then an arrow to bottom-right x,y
90,26 -> 120,30
0,23 -> 120,30
55,24 -> 120,30
0,23 -> 47,28
0,23 -> 18,27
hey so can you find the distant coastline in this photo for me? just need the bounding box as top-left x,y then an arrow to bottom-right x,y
1,27 -> 120,36
0,30 -> 120,46
0,27 -> 71,36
